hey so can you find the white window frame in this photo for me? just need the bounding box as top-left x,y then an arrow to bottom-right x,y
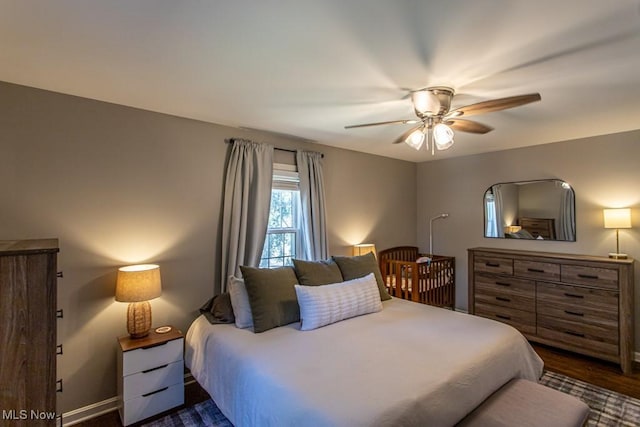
259,164 -> 301,268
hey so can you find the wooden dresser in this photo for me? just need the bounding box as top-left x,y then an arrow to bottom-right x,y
468,247 -> 635,374
0,239 -> 59,425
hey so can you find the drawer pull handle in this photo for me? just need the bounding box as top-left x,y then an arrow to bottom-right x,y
577,274 -> 598,280
485,262 -> 500,267
495,282 -> 511,287
527,268 -> 545,273
142,386 -> 169,397
564,310 -> 584,317
142,364 -> 168,374
142,341 -> 169,350
495,314 -> 511,320
564,293 -> 584,299
495,296 -> 511,302
565,331 -> 585,338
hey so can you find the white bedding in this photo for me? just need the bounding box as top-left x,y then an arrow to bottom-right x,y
185,297 -> 543,427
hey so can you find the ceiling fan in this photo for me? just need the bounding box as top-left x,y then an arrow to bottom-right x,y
344,87 -> 541,155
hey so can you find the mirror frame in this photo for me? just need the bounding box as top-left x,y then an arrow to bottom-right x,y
483,179 -> 576,241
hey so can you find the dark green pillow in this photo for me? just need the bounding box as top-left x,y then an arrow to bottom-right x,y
199,293 -> 235,325
239,265 -> 300,333
332,252 -> 391,301
292,259 -> 344,286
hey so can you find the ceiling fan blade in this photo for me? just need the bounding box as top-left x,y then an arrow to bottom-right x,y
344,119 -> 419,129
392,124 -> 423,144
448,93 -> 541,118
446,119 -> 493,134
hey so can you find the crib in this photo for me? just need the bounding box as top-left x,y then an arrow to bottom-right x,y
378,246 -> 455,309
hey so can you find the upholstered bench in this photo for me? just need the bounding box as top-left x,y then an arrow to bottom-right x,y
457,378 -> 590,427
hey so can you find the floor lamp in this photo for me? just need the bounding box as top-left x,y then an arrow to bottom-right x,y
429,213 -> 449,256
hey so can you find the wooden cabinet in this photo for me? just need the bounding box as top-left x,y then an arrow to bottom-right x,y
468,247 -> 635,374
519,217 -> 556,239
0,239 -> 59,426
117,327 -> 184,426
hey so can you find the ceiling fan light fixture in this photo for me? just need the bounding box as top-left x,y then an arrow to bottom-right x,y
411,90 -> 440,115
433,123 -> 454,150
405,128 -> 425,150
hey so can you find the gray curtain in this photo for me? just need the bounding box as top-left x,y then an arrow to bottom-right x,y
492,184 -> 505,238
560,186 -> 576,241
220,139 -> 273,291
297,150 -> 329,260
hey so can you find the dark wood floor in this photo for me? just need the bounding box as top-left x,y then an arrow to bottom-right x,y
77,344 -> 639,426
531,343 -> 640,399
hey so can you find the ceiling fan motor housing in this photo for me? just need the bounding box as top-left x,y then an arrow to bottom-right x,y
412,86 -> 454,119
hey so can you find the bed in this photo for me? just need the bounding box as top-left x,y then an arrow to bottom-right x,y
185,297 -> 543,427
378,246 -> 455,308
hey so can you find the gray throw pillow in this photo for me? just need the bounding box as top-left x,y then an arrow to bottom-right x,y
332,252 -> 391,301
292,259 -> 344,286
239,265 -> 300,333
199,292 -> 235,324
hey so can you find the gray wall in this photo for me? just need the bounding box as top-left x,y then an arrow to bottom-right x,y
0,81 -> 416,413
416,130 -> 640,351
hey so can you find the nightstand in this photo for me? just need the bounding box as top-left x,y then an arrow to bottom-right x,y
117,327 -> 184,426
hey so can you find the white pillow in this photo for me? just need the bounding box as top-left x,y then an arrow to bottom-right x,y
228,275 -> 253,329
295,273 -> 383,331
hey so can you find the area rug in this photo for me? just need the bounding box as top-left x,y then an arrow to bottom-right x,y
143,371 -> 640,426
539,370 -> 640,427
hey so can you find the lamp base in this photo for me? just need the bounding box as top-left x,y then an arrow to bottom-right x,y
608,252 -> 628,259
127,301 -> 152,339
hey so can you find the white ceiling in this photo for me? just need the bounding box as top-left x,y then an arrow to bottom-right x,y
2,1 -> 640,162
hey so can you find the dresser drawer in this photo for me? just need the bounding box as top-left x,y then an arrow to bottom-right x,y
475,278 -> 535,312
123,360 -> 183,401
514,260 -> 560,281
122,338 -> 183,376
475,302 -> 536,335
121,382 -> 184,426
474,256 -> 513,275
560,264 -> 618,290
536,282 -> 618,325
537,315 -> 618,357
476,273 -> 535,296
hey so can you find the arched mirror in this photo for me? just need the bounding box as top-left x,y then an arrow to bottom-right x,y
484,180 -> 576,241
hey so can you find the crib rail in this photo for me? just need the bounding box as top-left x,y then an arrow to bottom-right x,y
378,247 -> 455,309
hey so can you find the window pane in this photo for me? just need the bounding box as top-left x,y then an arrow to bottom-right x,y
260,186 -> 300,268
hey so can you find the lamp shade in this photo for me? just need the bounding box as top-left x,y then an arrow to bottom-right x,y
115,264 -> 162,303
405,129 -> 425,150
433,123 -> 454,150
603,208 -> 631,229
353,243 -> 376,257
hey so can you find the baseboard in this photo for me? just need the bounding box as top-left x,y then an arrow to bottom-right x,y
61,396 -> 119,426
61,373 -> 196,426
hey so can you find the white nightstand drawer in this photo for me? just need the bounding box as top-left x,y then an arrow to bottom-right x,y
123,360 -> 183,401
121,382 -> 184,426
122,338 -> 183,376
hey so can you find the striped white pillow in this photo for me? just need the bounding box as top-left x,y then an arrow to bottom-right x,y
295,273 -> 383,331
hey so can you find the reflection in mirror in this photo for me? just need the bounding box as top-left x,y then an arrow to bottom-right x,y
484,180 -> 576,241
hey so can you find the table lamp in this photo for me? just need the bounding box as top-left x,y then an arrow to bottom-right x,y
115,264 -> 162,338
603,208 -> 632,259
353,243 -> 376,257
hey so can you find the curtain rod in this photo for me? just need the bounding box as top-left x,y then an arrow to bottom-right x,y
226,138 -> 324,158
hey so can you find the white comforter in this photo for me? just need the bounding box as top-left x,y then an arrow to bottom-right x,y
185,298 -> 543,427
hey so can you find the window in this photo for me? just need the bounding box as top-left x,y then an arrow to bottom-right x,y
259,165 -> 301,268
485,192 -> 498,237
